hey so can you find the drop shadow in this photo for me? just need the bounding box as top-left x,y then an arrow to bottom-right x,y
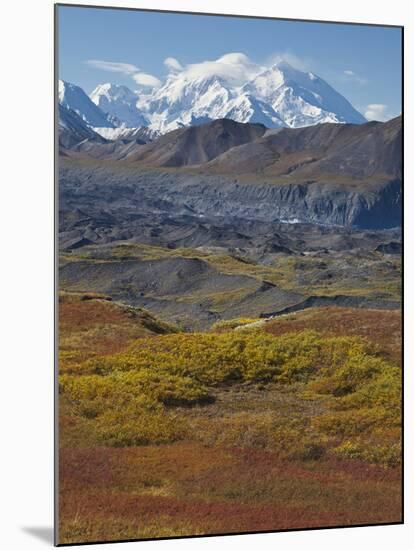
22,526 -> 54,545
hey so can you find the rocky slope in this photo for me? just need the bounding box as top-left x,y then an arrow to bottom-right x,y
60,160 -> 400,229
58,105 -> 108,150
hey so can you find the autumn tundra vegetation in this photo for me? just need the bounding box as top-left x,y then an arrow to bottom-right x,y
58,292 -> 401,543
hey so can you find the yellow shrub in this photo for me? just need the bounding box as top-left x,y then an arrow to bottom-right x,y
210,318 -> 260,331
60,370 -> 213,412
79,330 -> 372,386
95,406 -> 188,446
59,328 -> 401,462
308,355 -> 392,397
312,407 -> 390,437
332,439 -> 401,467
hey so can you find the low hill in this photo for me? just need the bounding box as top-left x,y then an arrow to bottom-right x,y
122,118 -> 267,167
59,291 -> 178,368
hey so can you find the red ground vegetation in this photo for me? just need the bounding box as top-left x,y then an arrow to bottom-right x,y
59,443 -> 401,543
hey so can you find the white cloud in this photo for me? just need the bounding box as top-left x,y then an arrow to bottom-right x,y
132,72 -> 162,87
85,59 -> 161,88
268,52 -> 308,71
167,52 -> 264,86
85,52 -> 312,90
164,57 -> 183,72
364,103 -> 389,121
85,60 -> 139,75
167,52 -> 312,86
343,69 -> 367,85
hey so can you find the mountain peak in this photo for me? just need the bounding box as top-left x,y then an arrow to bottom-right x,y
264,61 -> 319,87
90,83 -> 146,128
244,63 -> 366,127
273,59 -> 294,71
90,82 -> 137,101
59,79 -> 115,128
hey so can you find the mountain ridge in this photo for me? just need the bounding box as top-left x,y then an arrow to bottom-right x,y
58,104 -> 108,149
60,114 -> 401,180
59,60 -> 368,134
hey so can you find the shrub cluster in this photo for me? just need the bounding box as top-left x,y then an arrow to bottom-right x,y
78,330 -> 370,385
60,329 -> 401,463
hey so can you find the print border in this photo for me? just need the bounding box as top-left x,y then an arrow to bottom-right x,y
54,3 -> 404,546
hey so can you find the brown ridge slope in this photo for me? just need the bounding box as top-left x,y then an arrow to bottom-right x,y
123,118 -> 267,167
204,116 -> 402,180
59,115 -> 401,185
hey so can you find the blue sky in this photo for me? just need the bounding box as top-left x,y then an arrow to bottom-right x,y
58,5 -> 402,121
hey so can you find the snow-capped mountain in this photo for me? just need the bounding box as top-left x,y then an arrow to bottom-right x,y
135,74 -> 286,133
243,61 -> 366,127
139,60 -> 365,132
59,61 -> 366,136
90,83 -> 148,128
59,80 -> 115,128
